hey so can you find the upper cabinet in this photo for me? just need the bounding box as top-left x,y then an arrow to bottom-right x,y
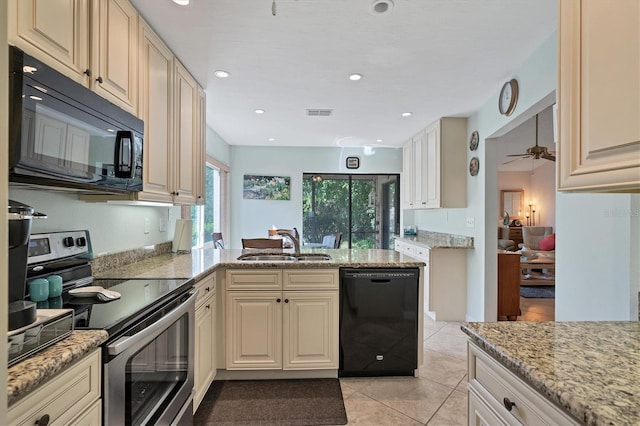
14,0 -> 208,205
558,0 -> 640,192
136,18 -> 174,203
8,0 -> 90,86
9,0 -> 138,114
90,0 -> 138,113
402,118 -> 467,209
174,60 -> 203,205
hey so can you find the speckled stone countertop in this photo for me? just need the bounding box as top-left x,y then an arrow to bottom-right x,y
395,230 -> 474,249
461,321 -> 640,425
93,248 -> 425,281
7,330 -> 108,406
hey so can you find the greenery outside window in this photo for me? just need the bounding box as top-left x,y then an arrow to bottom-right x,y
191,159 -> 227,248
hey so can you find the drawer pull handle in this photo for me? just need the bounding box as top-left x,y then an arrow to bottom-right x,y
36,414 -> 50,425
503,397 -> 516,411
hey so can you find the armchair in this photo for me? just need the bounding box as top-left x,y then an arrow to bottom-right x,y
520,226 -> 555,258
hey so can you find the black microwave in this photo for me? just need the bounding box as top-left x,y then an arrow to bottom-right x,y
8,46 -> 143,193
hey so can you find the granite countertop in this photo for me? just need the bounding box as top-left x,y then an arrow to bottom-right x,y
93,248 -> 426,281
7,330 -> 109,406
395,230 -> 474,249
461,321 -> 640,425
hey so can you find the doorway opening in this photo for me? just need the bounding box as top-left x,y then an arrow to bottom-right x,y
302,173 -> 400,249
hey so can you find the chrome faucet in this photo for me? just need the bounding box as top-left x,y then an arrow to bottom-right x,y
276,229 -> 300,255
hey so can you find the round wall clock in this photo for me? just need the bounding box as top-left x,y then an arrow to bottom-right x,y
498,79 -> 519,116
469,131 -> 479,151
469,157 -> 480,176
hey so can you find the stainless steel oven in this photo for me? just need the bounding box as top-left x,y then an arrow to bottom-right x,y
24,230 -> 197,425
104,288 -> 197,426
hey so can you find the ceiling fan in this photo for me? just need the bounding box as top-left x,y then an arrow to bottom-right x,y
503,114 -> 556,164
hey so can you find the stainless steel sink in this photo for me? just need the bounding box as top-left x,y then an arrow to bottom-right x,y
295,254 -> 332,261
238,254 -> 297,261
237,253 -> 332,262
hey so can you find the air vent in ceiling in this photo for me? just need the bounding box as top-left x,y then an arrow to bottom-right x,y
307,109 -> 333,117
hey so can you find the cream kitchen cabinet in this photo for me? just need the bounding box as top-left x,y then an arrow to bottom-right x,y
225,269 -> 339,371
81,19 -> 206,206
8,0 -> 90,86
402,118 -> 467,209
173,59 -> 204,205
8,349 -> 102,426
467,342 -> 579,426
395,239 -> 466,321
194,273 -> 216,412
8,0 -> 139,114
558,0 -> 640,192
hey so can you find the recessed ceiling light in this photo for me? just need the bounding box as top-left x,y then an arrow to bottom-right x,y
370,0 -> 394,15
268,138 -> 275,142
349,73 -> 363,81
401,112 -> 412,117
214,70 -> 230,78
172,0 -> 190,5
255,109 -> 265,114
376,139 -> 383,143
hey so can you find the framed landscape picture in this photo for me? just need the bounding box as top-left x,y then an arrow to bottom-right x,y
243,175 -> 291,200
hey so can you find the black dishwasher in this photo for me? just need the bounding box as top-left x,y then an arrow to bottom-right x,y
339,267 -> 419,376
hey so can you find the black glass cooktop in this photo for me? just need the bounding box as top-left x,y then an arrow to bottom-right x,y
62,278 -> 192,337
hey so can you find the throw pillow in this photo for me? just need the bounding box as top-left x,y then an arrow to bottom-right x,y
539,233 -> 556,251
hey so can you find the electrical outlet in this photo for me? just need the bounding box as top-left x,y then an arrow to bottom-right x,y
144,218 -> 150,234
465,217 -> 475,228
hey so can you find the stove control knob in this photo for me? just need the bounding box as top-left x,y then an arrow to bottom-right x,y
63,237 -> 75,247
76,237 -> 87,247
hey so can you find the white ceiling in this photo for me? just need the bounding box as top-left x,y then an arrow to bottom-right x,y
130,0 -> 557,152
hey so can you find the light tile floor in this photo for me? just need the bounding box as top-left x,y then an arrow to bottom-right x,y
340,297 -> 553,425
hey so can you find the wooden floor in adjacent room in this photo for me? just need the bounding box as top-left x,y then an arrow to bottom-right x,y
518,297 -> 555,321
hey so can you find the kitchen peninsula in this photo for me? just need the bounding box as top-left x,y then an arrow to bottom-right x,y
462,321 -> 640,425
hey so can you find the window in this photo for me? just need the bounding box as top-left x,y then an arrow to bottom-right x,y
190,157 -> 228,248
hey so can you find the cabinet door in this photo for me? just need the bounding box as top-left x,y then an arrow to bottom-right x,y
226,291 -> 282,370
402,140 -> 414,208
194,292 -> 216,411
412,131 -> 425,207
173,60 -> 198,205
283,291 -> 339,370
424,120 -> 441,208
8,0 -> 90,86
194,87 -> 206,205
137,19 -> 174,203
558,0 -> 640,191
468,388 -> 508,426
91,0 -> 138,114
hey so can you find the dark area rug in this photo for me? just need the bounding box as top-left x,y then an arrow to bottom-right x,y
520,285 -> 555,298
194,379 -> 348,426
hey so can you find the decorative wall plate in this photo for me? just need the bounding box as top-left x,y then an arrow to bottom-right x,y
469,131 -> 479,151
469,157 -> 480,176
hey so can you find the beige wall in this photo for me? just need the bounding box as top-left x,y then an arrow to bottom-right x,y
498,160 -> 556,230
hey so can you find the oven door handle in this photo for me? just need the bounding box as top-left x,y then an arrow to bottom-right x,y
107,288 -> 197,356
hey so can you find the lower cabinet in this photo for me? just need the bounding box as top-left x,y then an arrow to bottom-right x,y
395,239 -> 467,321
194,273 -> 216,412
225,269 -> 339,371
467,342 -> 579,425
8,349 -> 102,426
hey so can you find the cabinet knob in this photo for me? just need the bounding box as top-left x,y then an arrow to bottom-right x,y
205,287 -> 210,292
206,304 -> 211,310
276,298 -> 281,303
284,298 -> 289,303
503,397 -> 516,411
35,414 -> 50,425
83,69 -> 91,76
96,76 -> 103,84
